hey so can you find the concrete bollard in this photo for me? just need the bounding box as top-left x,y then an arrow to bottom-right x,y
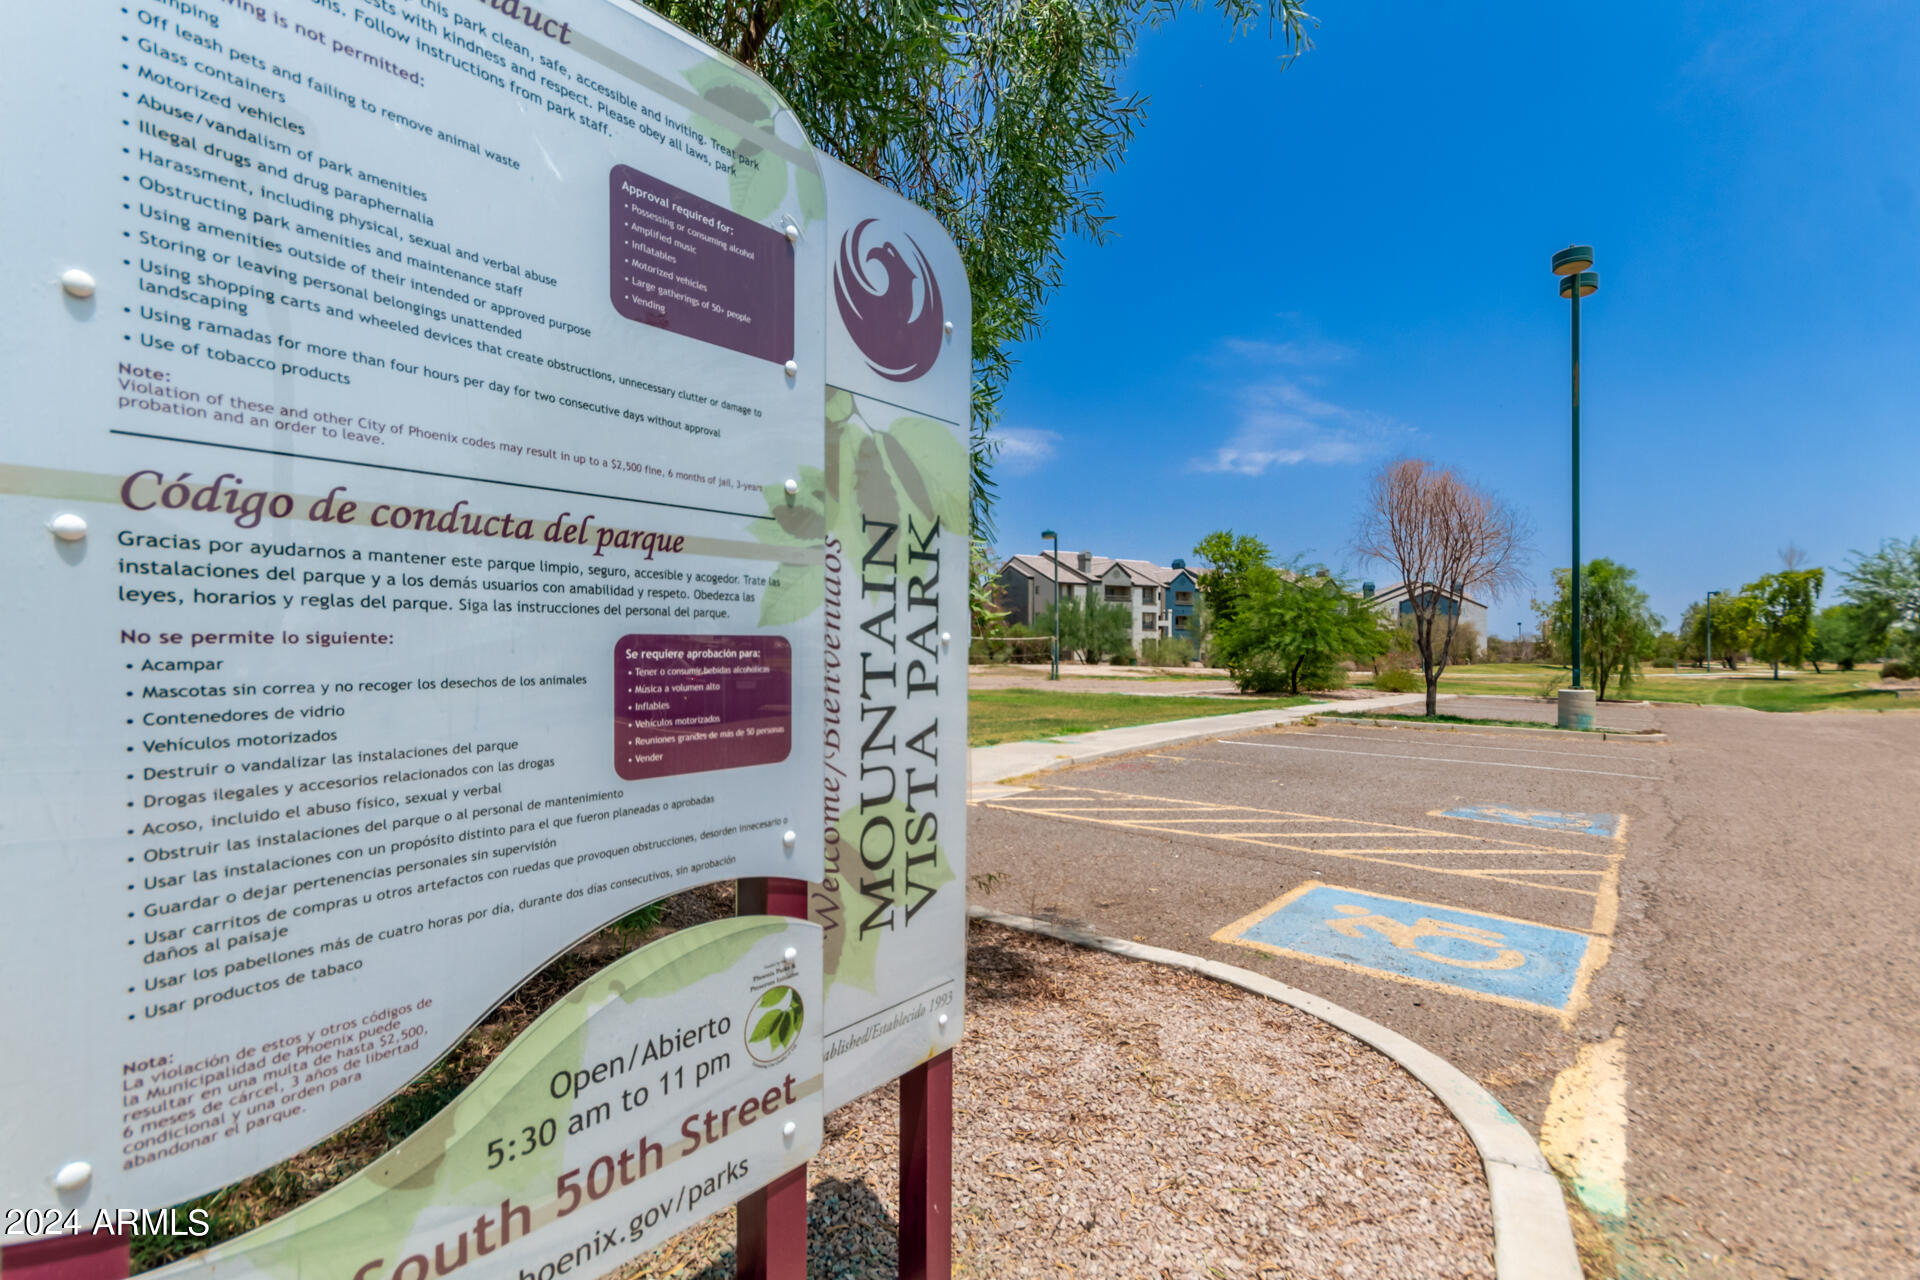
1557,687 -> 1596,730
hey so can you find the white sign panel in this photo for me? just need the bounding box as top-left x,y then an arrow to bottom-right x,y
1,0 -> 830,1216
811,157 -> 971,1110
147,916 -> 822,1280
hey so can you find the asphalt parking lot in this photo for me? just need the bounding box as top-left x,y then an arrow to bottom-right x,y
969,705 -> 1920,1278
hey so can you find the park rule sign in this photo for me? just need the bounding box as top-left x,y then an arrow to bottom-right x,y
0,0 -> 838,1217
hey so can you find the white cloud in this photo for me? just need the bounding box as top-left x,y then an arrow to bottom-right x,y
986,426 -> 1060,476
1189,336 -> 1404,476
1217,336 -> 1353,367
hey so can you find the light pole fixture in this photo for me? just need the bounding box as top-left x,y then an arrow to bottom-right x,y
1705,589 -> 1721,671
1552,245 -> 1598,689
1042,529 -> 1060,680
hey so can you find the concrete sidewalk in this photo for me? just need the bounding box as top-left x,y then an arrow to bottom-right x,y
968,691 -> 1430,801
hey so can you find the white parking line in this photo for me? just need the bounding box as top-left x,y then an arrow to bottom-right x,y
1220,739 -> 1661,780
1299,730 -> 1649,762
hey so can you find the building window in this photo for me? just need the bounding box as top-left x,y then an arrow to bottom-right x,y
1399,600 -> 1412,615
1105,586 -> 1130,603
1174,590 -> 1192,605
1141,612 -> 1156,630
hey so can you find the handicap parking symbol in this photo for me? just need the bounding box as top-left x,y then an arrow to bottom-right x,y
1214,883 -> 1598,1014
1435,804 -> 1623,839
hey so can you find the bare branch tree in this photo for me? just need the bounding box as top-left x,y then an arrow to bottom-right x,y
1779,542 -> 1809,571
1355,458 -> 1532,714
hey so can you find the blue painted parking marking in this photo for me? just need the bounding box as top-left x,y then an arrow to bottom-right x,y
1434,804 -> 1623,840
1214,882 -> 1599,1015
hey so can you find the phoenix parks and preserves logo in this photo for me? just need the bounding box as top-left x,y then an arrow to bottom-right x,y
833,218 -> 944,383
745,985 -> 804,1064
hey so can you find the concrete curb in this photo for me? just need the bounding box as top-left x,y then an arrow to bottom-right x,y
968,907 -> 1583,1280
1326,714 -> 1668,744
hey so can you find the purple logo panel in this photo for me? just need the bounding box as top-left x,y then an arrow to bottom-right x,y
833,217 -> 943,382
613,635 -> 793,781
609,165 -> 795,364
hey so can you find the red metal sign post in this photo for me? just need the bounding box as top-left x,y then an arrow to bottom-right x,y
0,1229 -> 128,1280
735,876 -> 813,1280
899,1052 -> 955,1280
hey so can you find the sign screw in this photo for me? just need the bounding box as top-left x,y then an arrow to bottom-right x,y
940,632 -> 951,646
783,478 -> 799,496
784,946 -> 797,961
60,269 -> 96,299
53,1162 -> 92,1192
782,1121 -> 796,1139
937,1013 -> 949,1028
783,360 -> 798,378
782,829 -> 796,848
781,222 -> 799,242
47,513 -> 88,541
942,320 -> 953,336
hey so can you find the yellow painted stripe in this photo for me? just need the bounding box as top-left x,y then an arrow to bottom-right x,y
1540,1030 -> 1629,1218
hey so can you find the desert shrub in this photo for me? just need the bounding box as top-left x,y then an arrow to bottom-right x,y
1373,668 -> 1419,693
1297,657 -> 1348,690
1232,654 -> 1292,694
1140,636 -> 1193,667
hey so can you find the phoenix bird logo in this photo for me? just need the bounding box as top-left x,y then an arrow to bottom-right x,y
833,219 -> 944,382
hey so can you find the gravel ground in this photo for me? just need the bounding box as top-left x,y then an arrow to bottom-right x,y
618,923 -> 1495,1280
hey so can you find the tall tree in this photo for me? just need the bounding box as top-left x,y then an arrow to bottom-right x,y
1809,603 -> 1888,673
1677,593 -> 1753,669
1191,530 -> 1276,629
1841,537 -> 1920,665
1740,568 -> 1825,679
659,0 -> 1314,537
1541,561 -> 1662,701
1220,568 -> 1388,694
1036,593 -> 1134,664
1354,459 -> 1530,714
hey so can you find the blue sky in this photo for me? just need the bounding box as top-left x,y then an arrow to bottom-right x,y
983,2 -> 1920,638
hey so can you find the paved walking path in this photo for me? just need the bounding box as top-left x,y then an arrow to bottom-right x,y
968,691 -> 1429,800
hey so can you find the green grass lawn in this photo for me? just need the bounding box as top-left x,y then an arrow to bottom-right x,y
968,689 -> 1313,746
1355,661 -> 1907,713
1608,668 -> 1905,712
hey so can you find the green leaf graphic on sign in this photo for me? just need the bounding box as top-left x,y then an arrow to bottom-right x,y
825,388 -> 855,426
881,416 -> 969,529
680,62 -> 792,219
754,467 -> 830,551
747,986 -> 804,1059
759,562 -> 825,627
795,164 -> 826,225
728,141 -> 788,220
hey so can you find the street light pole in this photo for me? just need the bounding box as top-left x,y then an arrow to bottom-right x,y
1042,529 -> 1060,681
1570,274 -> 1582,689
1552,247 -> 1598,691
1706,589 -> 1721,671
